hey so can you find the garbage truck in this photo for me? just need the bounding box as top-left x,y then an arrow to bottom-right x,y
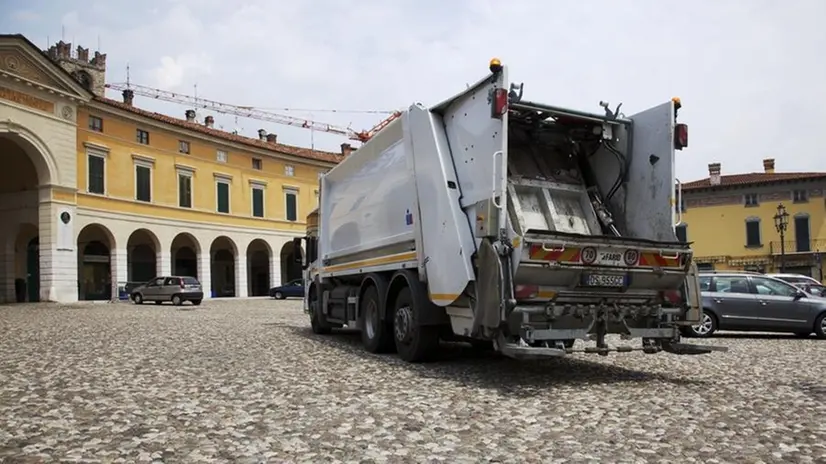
293,58 -> 727,362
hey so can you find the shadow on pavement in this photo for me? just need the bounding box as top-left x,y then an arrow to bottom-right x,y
283,325 -> 707,398
709,332 -> 815,340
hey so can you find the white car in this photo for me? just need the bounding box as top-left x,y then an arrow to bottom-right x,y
767,273 -> 822,288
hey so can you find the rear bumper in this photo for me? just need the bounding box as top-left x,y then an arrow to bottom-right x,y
179,291 -> 204,300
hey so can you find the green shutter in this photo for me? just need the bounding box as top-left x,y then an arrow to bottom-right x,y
136,165 -> 151,202
217,182 -> 230,213
88,156 -> 104,194
286,192 -> 297,221
179,175 -> 192,208
252,188 -> 264,217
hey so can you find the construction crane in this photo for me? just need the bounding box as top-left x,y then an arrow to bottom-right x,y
103,82 -> 401,143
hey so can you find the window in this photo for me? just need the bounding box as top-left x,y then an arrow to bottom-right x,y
745,218 -> 761,247
794,214 -> 811,252
697,263 -> 714,271
87,155 -> 105,194
178,171 -> 193,208
135,164 -> 152,202
252,158 -> 262,170
285,164 -> 295,177
252,186 -> 265,217
217,150 -> 228,163
216,181 -> 230,213
179,140 -> 190,154
136,129 -> 150,145
793,189 -> 808,203
88,115 -> 103,132
713,276 -> 751,294
699,276 -> 712,291
744,193 -> 759,207
285,188 -> 298,221
751,277 -> 799,297
675,224 -> 687,242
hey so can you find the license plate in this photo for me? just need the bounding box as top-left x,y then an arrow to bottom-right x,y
583,273 -> 626,287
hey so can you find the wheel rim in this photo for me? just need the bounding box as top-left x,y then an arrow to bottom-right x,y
821,316 -> 826,334
692,313 -> 713,335
276,292 -> 282,299
173,296 -> 181,305
394,305 -> 413,343
365,300 -> 378,339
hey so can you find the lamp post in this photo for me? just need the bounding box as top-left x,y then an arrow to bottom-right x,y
774,203 -> 789,272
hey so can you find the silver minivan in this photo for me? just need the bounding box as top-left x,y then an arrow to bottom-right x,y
131,276 -> 204,306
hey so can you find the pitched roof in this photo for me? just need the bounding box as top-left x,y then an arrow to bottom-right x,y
682,172 -> 826,191
94,97 -> 344,164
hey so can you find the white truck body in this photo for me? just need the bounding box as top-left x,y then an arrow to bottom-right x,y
295,62 -> 725,362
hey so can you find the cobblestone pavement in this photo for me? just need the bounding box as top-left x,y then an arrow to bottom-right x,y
0,298 -> 825,463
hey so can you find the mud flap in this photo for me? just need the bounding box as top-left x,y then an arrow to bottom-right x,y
473,239 -> 503,337
661,341 -> 729,355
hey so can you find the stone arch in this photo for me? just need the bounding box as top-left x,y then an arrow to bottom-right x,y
247,239 -> 272,297
0,121 -> 59,186
12,223 -> 39,302
76,223 -> 116,301
210,236 -> 238,298
280,240 -> 303,285
171,232 -> 201,278
127,229 -> 161,283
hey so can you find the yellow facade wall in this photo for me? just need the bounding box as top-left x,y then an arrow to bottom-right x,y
75,105 -> 328,229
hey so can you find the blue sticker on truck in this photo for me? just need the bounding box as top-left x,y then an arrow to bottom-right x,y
405,209 -> 413,226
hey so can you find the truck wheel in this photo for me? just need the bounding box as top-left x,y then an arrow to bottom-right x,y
309,287 -> 332,335
359,285 -> 393,353
392,286 -> 440,362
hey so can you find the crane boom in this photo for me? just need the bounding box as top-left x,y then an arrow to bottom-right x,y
104,82 -> 399,143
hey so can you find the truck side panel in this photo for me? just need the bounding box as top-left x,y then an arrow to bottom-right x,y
407,104 -> 477,306
318,120 -> 417,272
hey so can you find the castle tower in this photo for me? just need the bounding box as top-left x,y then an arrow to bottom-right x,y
46,40 -> 107,97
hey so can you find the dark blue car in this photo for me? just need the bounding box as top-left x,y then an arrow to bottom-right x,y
269,279 -> 305,300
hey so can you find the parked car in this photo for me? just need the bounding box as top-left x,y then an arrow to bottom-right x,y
269,279 -> 304,300
767,273 -> 822,287
799,283 -> 826,298
689,271 -> 826,339
131,276 -> 203,306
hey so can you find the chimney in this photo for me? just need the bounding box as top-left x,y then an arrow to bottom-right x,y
204,115 -> 214,128
708,162 -> 721,186
122,89 -> 134,106
185,110 -> 196,122
763,158 -> 775,174
266,133 -> 277,144
257,129 -> 267,141
341,143 -> 353,157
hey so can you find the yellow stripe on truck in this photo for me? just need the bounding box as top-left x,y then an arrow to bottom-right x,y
322,251 -> 418,272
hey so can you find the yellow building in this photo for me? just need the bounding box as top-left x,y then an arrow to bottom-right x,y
0,34 -> 344,303
678,158 -> 826,281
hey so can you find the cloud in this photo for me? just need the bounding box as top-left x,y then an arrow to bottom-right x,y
15,0 -> 826,180
12,10 -> 40,22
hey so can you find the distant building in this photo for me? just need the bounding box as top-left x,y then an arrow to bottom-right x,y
677,158 -> 826,280
0,34 -> 345,303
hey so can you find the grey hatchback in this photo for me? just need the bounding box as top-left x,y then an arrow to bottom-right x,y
689,271 -> 826,339
131,276 -> 204,306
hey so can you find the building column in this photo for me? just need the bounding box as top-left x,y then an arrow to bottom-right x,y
158,250 -> 171,276
111,248 -> 127,301
235,253 -> 248,298
38,200 -> 78,303
1,237 -> 14,303
199,251 -> 211,299
270,250 -> 281,288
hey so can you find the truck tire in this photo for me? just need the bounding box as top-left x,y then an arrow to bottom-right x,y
359,285 -> 394,353
392,286 -> 440,362
309,286 -> 332,335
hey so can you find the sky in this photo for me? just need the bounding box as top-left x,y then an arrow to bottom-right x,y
2,0 -> 825,182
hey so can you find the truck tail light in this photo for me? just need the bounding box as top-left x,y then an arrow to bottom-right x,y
514,284 -> 539,300
491,88 -> 508,119
674,123 -> 688,150
661,289 -> 683,306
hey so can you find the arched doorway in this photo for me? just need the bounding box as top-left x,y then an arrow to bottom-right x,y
247,239 -> 272,296
12,224 -> 39,302
171,233 -> 200,278
76,224 -> 115,301
127,229 -> 160,283
280,241 -> 303,285
210,236 -> 237,298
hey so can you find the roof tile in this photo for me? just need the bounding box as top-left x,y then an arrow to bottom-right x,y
682,172 -> 826,191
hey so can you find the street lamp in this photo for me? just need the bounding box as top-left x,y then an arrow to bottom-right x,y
774,203 -> 790,272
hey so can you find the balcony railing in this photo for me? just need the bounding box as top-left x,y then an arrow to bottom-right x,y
769,239 -> 826,255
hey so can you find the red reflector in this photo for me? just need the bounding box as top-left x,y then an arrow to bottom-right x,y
675,123 -> 688,150
662,290 -> 682,305
491,88 -> 508,119
514,284 -> 539,299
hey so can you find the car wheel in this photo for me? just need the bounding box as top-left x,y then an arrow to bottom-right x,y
690,310 -> 717,337
133,293 -> 143,304
191,299 -> 202,306
274,291 -> 284,300
814,313 -> 826,339
172,295 -> 183,306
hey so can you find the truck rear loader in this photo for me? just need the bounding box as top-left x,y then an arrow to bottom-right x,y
293,59 -> 727,362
